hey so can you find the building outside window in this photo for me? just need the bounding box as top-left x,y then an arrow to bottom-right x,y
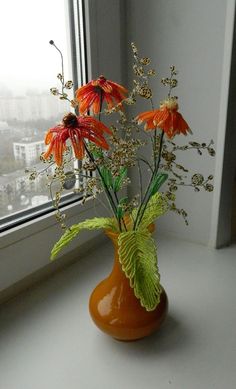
0,0 -> 126,294
0,0 -> 76,224
13,139 -> 45,165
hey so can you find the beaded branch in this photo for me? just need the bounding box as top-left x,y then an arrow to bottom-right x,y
26,42 -> 215,311
27,42 -> 215,230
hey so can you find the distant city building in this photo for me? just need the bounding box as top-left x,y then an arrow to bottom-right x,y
0,165 -> 51,219
0,90 -> 69,219
0,93 -> 68,121
0,120 -> 10,134
13,137 -> 45,165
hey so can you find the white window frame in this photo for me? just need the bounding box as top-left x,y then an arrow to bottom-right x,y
0,0 -> 124,292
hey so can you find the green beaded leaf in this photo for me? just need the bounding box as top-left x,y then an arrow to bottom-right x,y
139,192 -> 169,230
149,172 -> 168,196
100,167 -> 113,190
118,230 -> 162,311
113,167 -> 127,192
132,192 -> 168,230
51,217 -> 118,260
116,196 -> 128,219
100,166 -> 127,192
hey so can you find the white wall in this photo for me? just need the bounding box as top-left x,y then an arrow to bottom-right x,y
125,0 -> 235,245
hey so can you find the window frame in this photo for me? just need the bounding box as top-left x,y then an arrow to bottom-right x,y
0,0 -> 124,292
0,0 -> 86,233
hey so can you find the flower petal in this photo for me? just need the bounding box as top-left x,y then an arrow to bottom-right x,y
79,92 -> 97,114
108,80 -> 128,95
75,76 -> 128,114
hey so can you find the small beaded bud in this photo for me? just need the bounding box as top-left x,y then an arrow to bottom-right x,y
50,87 -> 59,96
65,80 -> 73,89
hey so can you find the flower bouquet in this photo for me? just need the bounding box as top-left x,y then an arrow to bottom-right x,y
30,41 -> 215,340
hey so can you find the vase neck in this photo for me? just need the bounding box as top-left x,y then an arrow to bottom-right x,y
105,230 -> 128,281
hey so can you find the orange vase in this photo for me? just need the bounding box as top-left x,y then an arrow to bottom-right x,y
89,229 -> 168,341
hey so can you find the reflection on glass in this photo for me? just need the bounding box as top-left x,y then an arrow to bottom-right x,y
0,0 -> 72,219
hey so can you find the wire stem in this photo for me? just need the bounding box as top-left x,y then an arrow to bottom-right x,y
134,130 -> 164,229
83,141 -> 120,228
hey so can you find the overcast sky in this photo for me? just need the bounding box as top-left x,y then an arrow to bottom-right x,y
0,0 -> 70,96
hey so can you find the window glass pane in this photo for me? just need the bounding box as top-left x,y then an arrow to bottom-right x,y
0,0 -> 72,221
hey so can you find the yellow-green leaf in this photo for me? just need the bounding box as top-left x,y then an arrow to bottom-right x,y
118,230 -> 161,311
51,217 -> 118,260
136,192 -> 169,230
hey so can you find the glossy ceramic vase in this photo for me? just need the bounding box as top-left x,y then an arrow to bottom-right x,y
89,229 -> 168,341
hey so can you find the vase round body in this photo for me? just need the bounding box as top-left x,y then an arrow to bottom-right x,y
89,229 -> 168,341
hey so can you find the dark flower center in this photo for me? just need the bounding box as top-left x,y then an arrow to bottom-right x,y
62,113 -> 78,128
94,85 -> 103,94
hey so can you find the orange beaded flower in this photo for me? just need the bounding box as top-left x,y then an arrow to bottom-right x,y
43,113 -> 112,166
75,75 -> 128,115
136,98 -> 191,138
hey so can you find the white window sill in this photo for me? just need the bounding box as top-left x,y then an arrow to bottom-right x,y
0,198 -> 106,292
0,233 -> 235,389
